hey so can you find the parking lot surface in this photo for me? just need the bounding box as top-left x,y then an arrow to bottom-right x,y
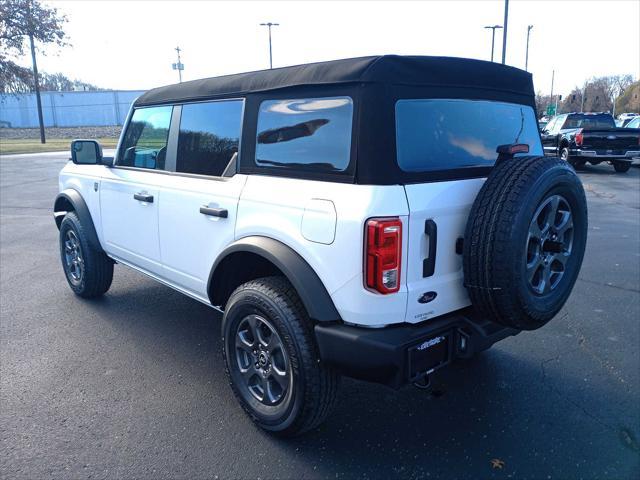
1,152 -> 639,479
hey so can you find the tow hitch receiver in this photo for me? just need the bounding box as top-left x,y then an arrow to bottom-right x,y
408,331 -> 451,381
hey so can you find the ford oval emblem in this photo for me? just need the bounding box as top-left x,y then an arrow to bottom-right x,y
606,135 -> 617,140
418,291 -> 437,304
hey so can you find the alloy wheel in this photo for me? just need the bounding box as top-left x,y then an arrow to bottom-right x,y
525,194 -> 574,295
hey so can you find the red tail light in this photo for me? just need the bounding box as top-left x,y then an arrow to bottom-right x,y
575,128 -> 584,146
365,218 -> 402,294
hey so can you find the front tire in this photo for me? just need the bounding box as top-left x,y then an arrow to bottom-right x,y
221,276 -> 340,436
59,212 -> 113,298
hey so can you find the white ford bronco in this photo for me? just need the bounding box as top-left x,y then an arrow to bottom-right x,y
55,56 -> 588,436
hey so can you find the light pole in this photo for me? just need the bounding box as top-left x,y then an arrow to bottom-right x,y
501,0 -> 509,64
484,25 -> 503,62
525,25 -> 533,71
260,22 -> 279,69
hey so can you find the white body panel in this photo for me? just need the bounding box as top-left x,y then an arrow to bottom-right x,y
235,175 -> 409,327
99,167 -> 163,275
403,179 -> 484,323
158,174 -> 247,299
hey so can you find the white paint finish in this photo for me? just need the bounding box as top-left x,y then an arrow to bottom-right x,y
301,199 -> 337,245
158,174 -> 247,297
58,162 -> 105,243
403,178 -> 485,323
99,167 -> 164,275
236,175 -> 409,326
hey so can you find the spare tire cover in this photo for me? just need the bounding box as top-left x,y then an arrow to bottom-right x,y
463,156 -> 587,330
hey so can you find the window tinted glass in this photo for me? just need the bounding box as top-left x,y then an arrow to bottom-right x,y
396,99 -> 543,172
562,114 -> 616,129
255,97 -> 353,172
119,106 -> 172,169
176,100 -> 243,177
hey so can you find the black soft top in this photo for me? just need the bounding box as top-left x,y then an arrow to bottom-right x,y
134,55 -> 538,185
135,55 -> 534,106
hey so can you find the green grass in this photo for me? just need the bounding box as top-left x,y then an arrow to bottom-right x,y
0,138 -> 119,155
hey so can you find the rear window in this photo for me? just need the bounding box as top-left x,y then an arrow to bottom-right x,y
395,99 -> 542,172
562,114 -> 615,129
255,97 -> 353,172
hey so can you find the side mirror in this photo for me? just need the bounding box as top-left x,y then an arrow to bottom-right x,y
71,140 -> 103,165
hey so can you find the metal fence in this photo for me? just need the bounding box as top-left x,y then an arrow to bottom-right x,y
0,90 -> 145,128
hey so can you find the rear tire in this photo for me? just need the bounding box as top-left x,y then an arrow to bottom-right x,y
221,276 -> 340,436
59,212 -> 113,298
613,161 -> 631,173
463,156 -> 588,330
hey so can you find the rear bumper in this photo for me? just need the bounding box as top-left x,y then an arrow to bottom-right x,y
314,308 -> 518,389
571,149 -> 640,159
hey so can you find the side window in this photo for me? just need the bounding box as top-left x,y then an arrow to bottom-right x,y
255,97 -> 353,172
176,100 -> 243,177
119,106 -> 173,169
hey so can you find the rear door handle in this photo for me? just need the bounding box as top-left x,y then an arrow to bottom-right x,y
423,219 -> 437,277
134,192 -> 154,203
200,206 -> 228,218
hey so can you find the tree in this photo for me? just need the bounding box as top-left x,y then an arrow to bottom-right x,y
559,75 -> 635,114
0,0 -> 68,142
614,80 -> 640,116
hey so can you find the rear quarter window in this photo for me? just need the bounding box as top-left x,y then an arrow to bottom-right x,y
255,97 -> 353,172
395,99 -> 543,172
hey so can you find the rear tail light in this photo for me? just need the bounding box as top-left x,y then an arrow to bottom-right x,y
365,218 -> 402,294
575,128 -> 584,146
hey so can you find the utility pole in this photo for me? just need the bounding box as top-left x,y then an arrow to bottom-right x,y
501,0 -> 509,64
172,46 -> 184,83
525,24 -> 533,71
581,83 -> 586,113
484,25 -> 503,62
550,69 -> 555,116
26,0 -> 45,144
260,22 -> 279,69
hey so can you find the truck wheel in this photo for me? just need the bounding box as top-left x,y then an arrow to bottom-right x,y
221,276 -> 340,436
463,156 -> 588,330
613,161 -> 631,173
59,212 -> 113,298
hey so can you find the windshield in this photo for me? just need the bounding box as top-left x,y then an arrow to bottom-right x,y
395,99 -> 542,172
625,117 -> 640,129
561,114 -> 616,129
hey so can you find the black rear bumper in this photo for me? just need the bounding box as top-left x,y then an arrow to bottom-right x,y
314,308 -> 518,389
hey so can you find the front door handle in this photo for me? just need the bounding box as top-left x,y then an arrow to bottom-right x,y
134,192 -> 154,203
200,206 -> 228,218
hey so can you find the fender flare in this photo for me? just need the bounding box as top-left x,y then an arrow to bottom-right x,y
53,189 -> 102,252
208,236 -> 341,322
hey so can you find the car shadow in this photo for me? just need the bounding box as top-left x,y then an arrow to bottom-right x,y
85,276 -> 636,479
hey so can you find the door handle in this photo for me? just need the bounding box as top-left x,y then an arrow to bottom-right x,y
134,192 -> 154,203
200,206 -> 228,218
423,219 -> 437,278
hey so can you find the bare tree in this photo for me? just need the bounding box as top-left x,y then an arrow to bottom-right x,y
0,0 -> 68,142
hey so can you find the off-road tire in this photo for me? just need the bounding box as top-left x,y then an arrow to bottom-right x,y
59,212 -> 113,298
463,156 -> 588,330
221,276 -> 340,436
613,161 -> 631,173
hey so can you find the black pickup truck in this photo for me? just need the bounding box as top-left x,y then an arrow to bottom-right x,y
541,112 -> 640,172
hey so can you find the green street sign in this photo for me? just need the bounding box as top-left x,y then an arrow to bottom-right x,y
546,105 -> 556,116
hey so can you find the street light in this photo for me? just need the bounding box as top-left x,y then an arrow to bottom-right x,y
484,25 -> 503,62
259,22 -> 279,69
501,0 -> 509,64
172,46 -> 184,83
525,25 -> 533,72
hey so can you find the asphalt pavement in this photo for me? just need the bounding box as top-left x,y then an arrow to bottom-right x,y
1,151 -> 639,479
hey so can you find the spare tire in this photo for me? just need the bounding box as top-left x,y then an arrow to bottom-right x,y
463,156 -> 588,331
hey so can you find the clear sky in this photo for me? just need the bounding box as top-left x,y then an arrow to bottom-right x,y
22,0 -> 640,97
